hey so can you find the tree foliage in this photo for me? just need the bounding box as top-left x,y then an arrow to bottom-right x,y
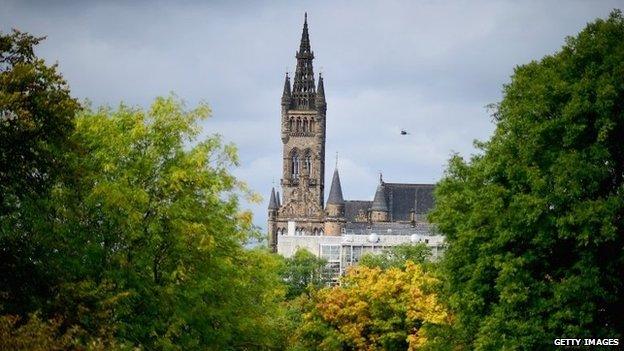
429,10 -> 624,350
291,262 -> 449,351
0,30 -> 80,215
0,29 -> 81,322
359,243 -> 431,270
62,97 -> 286,349
281,248 -> 328,299
0,313 -> 124,351
1,68 -> 289,348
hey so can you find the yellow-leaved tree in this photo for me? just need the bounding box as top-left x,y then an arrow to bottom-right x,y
290,261 -> 450,351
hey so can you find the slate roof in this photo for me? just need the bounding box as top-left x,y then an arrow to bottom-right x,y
384,183 -> 435,221
268,188 -> 278,209
342,183 -> 435,223
371,184 -> 389,211
344,200 -> 371,221
326,169 -> 344,205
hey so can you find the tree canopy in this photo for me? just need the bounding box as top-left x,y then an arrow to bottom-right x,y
430,10 -> 624,350
291,262 -> 449,351
281,248 -> 328,299
0,30 -> 79,215
359,243 -> 431,270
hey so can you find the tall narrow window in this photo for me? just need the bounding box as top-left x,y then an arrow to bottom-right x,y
291,154 -> 299,178
305,155 -> 311,173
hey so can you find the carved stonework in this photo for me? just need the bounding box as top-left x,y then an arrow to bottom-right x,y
355,209 -> 367,222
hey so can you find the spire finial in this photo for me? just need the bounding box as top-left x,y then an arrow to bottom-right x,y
292,12 -> 315,109
335,151 -> 338,169
379,171 -> 383,184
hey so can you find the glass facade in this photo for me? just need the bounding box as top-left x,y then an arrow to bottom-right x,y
320,245 -> 341,284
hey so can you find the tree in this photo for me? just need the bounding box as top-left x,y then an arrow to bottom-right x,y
62,96 -> 287,349
0,30 -> 80,215
359,243 -> 431,270
0,313 -> 122,351
1,93 -> 289,349
281,248 -> 328,299
0,29 -> 80,319
291,262 -> 449,351
430,11 -> 624,350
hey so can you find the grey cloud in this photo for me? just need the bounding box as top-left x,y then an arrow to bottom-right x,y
1,0 -> 621,230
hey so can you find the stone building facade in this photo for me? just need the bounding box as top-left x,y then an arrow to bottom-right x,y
267,15 -> 443,268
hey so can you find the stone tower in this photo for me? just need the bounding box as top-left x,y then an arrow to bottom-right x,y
370,181 -> 390,222
268,13 -> 327,251
324,169 -> 345,235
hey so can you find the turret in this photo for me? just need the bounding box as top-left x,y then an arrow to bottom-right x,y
315,73 -> 326,113
267,187 -> 279,251
325,168 -> 345,236
281,73 -> 292,108
370,180 -> 389,222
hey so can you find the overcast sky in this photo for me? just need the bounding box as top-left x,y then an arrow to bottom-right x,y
2,0 -> 621,230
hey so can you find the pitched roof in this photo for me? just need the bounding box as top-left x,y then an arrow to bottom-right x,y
268,187 -> 278,210
371,184 -> 389,211
383,183 -> 435,221
326,169 -> 344,205
342,183 -> 435,223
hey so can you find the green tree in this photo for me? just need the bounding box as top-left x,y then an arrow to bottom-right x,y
430,11 -> 624,350
0,29 -> 80,317
0,30 -> 79,215
281,248 -> 327,299
359,243 -> 431,270
1,91 -> 289,349
62,97 -> 287,349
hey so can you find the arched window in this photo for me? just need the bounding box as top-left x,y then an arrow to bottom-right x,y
309,119 -> 315,132
313,228 -> 318,236
303,119 -> 308,132
296,118 -> 302,132
289,118 -> 294,131
291,154 -> 299,178
305,154 -> 312,173
319,229 -> 324,236
276,228 -> 282,236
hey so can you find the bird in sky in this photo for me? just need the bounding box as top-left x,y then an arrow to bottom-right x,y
400,129 -> 410,135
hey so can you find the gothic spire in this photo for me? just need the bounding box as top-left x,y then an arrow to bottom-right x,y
292,12 -> 316,110
327,168 -> 344,205
282,72 -> 291,105
276,191 -> 281,207
299,12 -> 311,54
268,187 -> 278,210
315,73 -> 326,109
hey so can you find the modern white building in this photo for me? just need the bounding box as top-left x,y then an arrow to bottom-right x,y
277,223 -> 444,282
